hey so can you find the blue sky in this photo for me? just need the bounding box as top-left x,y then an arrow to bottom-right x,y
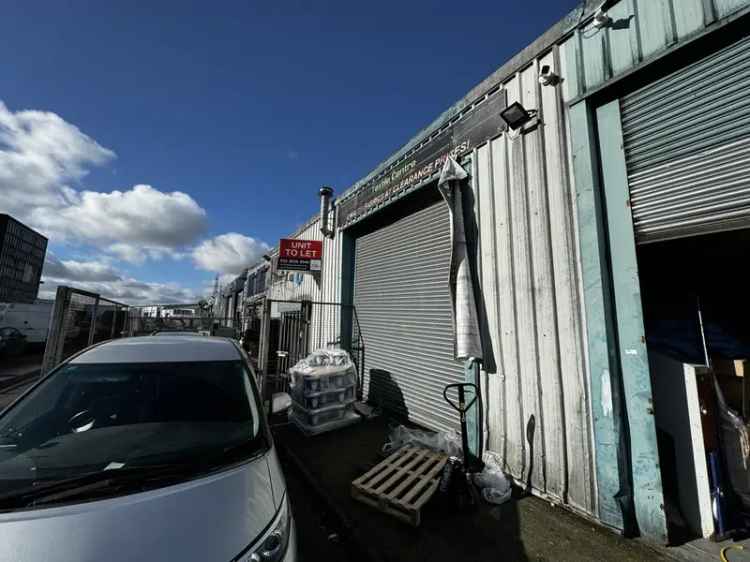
0,0 -> 577,303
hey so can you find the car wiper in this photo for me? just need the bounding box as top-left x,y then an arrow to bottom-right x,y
177,439 -> 259,469
0,463 -> 195,509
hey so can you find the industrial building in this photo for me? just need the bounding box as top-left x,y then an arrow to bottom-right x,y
0,214 -> 48,304
223,0 -> 750,548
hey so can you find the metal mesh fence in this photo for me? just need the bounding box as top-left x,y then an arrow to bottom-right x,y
60,291 -> 96,361
92,302 -> 128,345
41,287 -> 130,375
125,315 -> 238,337
41,289 -> 365,400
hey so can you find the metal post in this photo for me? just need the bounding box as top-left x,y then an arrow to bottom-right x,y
302,300 -> 312,357
41,286 -> 71,375
88,296 -> 100,347
110,305 -> 118,339
258,298 -> 272,397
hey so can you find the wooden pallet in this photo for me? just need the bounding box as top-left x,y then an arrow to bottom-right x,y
351,446 -> 448,527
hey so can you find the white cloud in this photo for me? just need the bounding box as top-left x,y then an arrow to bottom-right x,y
42,254 -> 121,282
38,278 -> 201,306
193,233 -> 270,275
1,101 -> 272,298
40,254 -> 204,305
0,102 -> 114,215
0,101 -> 207,261
36,184 -> 207,253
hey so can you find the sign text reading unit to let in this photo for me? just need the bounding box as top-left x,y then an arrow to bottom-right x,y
278,239 -> 323,272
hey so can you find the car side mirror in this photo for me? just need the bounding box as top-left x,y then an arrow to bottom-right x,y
271,392 -> 292,415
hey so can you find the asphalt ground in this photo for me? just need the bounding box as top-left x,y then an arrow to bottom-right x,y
0,349 -> 42,394
275,424 -> 364,562
273,415 -> 675,562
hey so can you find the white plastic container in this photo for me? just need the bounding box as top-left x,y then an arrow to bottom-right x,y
291,383 -> 355,410
289,365 -> 357,394
291,409 -> 361,435
292,400 -> 355,426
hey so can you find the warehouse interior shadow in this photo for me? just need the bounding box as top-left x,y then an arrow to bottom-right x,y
638,228 -> 750,545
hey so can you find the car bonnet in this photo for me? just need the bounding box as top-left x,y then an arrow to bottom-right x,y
0,455 -> 276,562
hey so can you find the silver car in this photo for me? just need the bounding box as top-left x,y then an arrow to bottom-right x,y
0,335 -> 296,562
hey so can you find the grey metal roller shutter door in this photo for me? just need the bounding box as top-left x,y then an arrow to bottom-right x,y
621,33 -> 750,244
354,199 -> 463,433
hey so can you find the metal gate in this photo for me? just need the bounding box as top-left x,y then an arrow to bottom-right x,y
274,301 -> 311,376
621,32 -> 750,243
41,286 -> 130,374
260,299 -> 364,398
354,198 -> 463,434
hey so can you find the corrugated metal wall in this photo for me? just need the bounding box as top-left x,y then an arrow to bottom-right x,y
266,0 -> 750,525
470,54 -> 594,514
560,0 -> 750,104
267,217 -> 343,350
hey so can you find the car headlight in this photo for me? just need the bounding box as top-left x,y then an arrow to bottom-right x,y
236,494 -> 292,562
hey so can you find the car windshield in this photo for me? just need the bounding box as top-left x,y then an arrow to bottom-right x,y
0,360 -> 264,506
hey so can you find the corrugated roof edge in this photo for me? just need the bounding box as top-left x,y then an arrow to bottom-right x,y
333,0 -> 597,204
229,1 -> 597,292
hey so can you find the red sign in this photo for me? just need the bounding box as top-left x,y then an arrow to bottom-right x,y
278,239 -> 323,272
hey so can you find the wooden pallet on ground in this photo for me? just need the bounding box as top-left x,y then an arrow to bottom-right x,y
351,446 -> 448,527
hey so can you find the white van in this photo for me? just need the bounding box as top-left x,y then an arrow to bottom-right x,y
0,299 -> 54,345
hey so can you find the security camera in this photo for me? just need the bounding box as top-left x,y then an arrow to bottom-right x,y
592,1 -> 613,29
538,65 -> 561,87
593,9 -> 611,28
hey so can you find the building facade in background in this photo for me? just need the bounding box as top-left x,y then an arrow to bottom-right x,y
0,214 -> 48,304
225,0 -> 750,547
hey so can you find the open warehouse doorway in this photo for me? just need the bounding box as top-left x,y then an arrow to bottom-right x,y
638,229 -> 750,543
595,26 -> 750,545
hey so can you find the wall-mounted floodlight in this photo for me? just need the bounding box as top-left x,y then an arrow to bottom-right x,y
319,186 -> 335,239
538,65 -> 561,87
262,254 -> 272,263
500,102 -> 537,131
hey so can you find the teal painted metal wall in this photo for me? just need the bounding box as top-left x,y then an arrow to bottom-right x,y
562,0 -> 750,542
560,0 -> 750,104
595,100 -> 667,542
568,101 -> 624,531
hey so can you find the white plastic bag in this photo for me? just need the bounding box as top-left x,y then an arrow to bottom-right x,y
291,348 -> 354,373
474,451 -> 512,505
481,486 -> 512,505
382,425 -> 462,458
